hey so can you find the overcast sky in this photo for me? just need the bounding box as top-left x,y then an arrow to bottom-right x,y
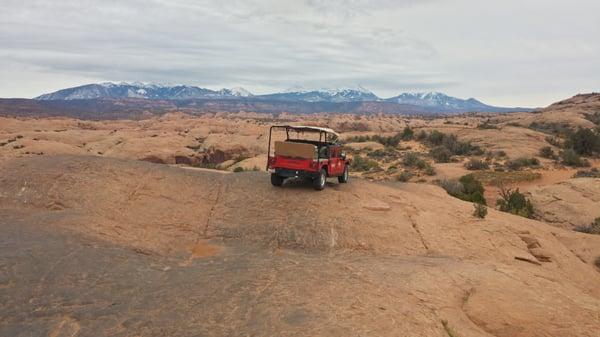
1,0 -> 599,106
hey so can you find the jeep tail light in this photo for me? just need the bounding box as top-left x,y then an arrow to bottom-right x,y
268,156 -> 276,167
310,160 -> 318,169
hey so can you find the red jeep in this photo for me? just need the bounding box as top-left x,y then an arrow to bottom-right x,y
266,125 -> 350,190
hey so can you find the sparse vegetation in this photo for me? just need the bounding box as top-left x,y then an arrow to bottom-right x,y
424,165 -> 436,176
545,136 -> 562,147
560,149 -> 590,167
539,146 -> 557,159
367,147 -> 399,161
471,171 -> 541,185
529,121 -> 572,136
396,171 -> 413,182
400,126 -> 414,140
420,130 -> 481,163
496,186 -> 534,218
584,111 -> 600,125
573,168 -> 600,178
465,158 -> 489,170
430,146 -> 453,163
440,174 -> 486,205
565,128 -> 600,156
574,218 -> 600,235
505,157 -> 540,171
473,203 -> 488,219
477,120 -> 498,129
346,131 -> 408,147
350,155 -> 381,172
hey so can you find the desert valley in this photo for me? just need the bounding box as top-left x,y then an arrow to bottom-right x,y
1,88 -> 599,336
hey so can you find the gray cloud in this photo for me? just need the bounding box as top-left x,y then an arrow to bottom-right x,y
1,0 -> 599,106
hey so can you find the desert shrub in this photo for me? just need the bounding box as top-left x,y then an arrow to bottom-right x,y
539,146 -> 557,159
496,187 -> 534,218
505,157 -> 540,171
573,168 -> 600,178
584,111 -> 600,125
477,120 -> 498,129
430,146 -> 453,163
421,130 -> 481,161
440,174 -> 486,205
546,136 -> 562,147
465,158 -> 490,170
350,155 -> 381,172
424,164 -> 436,176
367,148 -> 395,159
473,203 -> 488,219
416,130 -> 428,141
565,128 -> 600,156
233,167 -> 245,172
401,126 -> 414,140
402,152 -> 421,167
347,133 -> 405,147
560,149 -> 590,167
387,165 -> 398,173
396,171 -> 413,182
529,121 -> 572,136
574,218 -> 600,235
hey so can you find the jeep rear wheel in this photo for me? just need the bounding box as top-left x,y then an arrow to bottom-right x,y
338,165 -> 349,183
313,169 -> 327,191
271,173 -> 284,187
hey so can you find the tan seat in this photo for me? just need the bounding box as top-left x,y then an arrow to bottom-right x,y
274,141 -> 317,159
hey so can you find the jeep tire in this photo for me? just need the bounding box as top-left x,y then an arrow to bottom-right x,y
338,165 -> 349,183
313,169 -> 327,191
271,173 -> 284,187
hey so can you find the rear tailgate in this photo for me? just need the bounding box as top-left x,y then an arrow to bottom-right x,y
271,156 -> 316,171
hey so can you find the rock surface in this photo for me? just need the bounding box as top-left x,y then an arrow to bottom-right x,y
1,155 -> 599,337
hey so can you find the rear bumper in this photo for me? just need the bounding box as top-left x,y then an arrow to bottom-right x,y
273,168 -> 319,178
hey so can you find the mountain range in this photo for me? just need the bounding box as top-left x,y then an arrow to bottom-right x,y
34,82 -> 528,113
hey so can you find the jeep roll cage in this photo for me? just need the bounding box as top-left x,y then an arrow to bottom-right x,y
266,125 -> 340,169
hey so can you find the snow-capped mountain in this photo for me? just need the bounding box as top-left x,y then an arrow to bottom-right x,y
33,83 -> 528,113
385,92 -> 505,112
35,83 -> 253,100
261,86 -> 378,103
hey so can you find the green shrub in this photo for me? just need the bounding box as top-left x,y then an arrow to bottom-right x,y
505,157 -> 540,171
233,166 -> 245,172
465,159 -> 490,170
424,164 -> 436,176
473,203 -> 488,219
539,146 -> 557,159
574,218 -> 600,235
566,128 -> 600,156
402,152 -> 421,167
440,174 -> 486,205
401,126 -> 414,140
350,155 -> 381,172
496,187 -> 534,218
430,146 -> 453,163
396,171 -> 413,182
561,149 -> 590,167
